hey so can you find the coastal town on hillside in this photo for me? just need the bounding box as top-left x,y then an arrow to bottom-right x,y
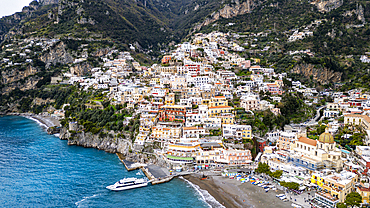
3,31 -> 370,208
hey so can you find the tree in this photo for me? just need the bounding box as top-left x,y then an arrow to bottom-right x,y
270,170 -> 283,179
280,181 -> 300,190
336,203 -> 347,208
344,192 -> 362,208
255,162 -> 270,174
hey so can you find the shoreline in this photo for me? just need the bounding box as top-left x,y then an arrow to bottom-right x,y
2,113 -> 60,128
183,174 -> 291,208
183,174 -> 244,208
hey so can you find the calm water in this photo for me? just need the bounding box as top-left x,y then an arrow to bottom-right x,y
0,116 -> 210,207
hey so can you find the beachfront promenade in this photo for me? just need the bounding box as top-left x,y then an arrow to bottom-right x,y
252,174 -> 314,208
116,151 -> 313,208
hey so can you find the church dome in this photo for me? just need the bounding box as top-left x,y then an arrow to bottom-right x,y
319,128 -> 334,144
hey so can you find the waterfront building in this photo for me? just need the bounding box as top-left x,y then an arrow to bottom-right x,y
310,170 -> 358,207
166,142 -> 200,165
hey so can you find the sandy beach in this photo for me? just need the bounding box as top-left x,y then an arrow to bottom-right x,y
184,174 -> 291,208
27,114 -> 60,128
2,113 -> 61,128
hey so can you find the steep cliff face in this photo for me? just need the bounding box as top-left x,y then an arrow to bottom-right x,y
60,127 -> 132,155
59,127 -> 160,164
40,41 -> 73,67
70,62 -> 93,76
291,64 -> 342,85
1,65 -> 38,85
1,76 -> 41,94
195,0 -> 254,30
40,0 -> 59,6
315,0 -> 343,12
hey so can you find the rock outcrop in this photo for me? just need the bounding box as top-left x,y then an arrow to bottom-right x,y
40,0 -> 59,6
1,65 -> 38,85
40,41 -> 73,67
60,127 -> 132,155
291,63 -> 342,85
194,0 -> 254,30
70,61 -> 93,76
315,0 -> 343,12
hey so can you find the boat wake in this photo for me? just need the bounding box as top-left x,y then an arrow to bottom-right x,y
180,176 -> 225,208
75,194 -> 101,207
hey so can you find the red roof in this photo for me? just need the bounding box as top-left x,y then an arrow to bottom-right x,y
298,137 -> 317,146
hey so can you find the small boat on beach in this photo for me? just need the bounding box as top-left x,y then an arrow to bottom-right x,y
106,177 -> 148,191
201,174 -> 208,180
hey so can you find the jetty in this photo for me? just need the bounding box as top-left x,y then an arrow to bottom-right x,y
116,153 -> 190,185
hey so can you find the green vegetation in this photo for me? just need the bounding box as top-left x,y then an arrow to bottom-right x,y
280,181 -> 300,190
255,162 -> 283,179
343,192 -> 362,208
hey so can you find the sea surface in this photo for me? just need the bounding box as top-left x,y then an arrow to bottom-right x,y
0,116 -> 218,207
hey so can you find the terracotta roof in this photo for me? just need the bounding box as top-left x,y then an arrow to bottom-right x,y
298,137 -> 317,146
358,186 -> 370,192
209,106 -> 233,109
344,114 -> 364,117
183,127 -> 202,130
215,96 -> 226,98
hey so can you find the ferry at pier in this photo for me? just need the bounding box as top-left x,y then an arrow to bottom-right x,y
106,177 -> 148,191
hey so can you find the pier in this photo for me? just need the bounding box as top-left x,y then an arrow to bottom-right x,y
117,153 -> 180,185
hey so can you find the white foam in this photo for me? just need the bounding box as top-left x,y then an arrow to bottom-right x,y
180,176 -> 225,208
75,194 -> 101,207
25,116 -> 48,129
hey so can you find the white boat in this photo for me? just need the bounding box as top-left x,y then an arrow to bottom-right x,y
106,177 -> 148,191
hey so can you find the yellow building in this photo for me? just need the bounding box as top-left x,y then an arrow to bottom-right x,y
150,126 -> 182,143
209,106 -> 233,117
242,127 -> 252,139
133,94 -> 143,103
209,96 -> 228,107
357,184 -> 370,204
165,93 -> 175,106
311,171 -> 358,204
217,114 -> 235,124
151,77 -> 160,84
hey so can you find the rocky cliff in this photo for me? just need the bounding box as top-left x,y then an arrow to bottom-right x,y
40,41 -> 73,68
60,127 -> 132,155
1,65 -> 38,85
40,0 -> 59,6
291,63 -> 342,85
315,0 -> 343,12
70,61 -> 93,76
194,0 -> 254,30
59,127 -> 160,164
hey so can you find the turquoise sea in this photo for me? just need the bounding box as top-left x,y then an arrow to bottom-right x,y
0,116 -> 219,207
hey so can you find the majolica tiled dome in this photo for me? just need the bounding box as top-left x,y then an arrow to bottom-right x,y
319,128 -> 334,144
